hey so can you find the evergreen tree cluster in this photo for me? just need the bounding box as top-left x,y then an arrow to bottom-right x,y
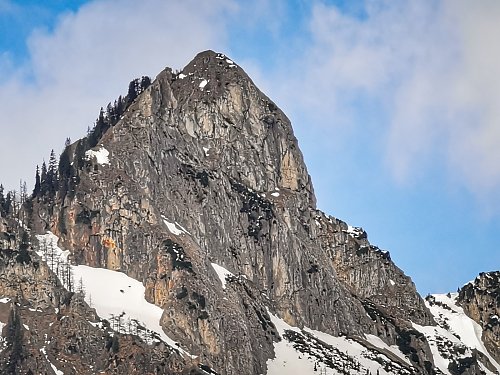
0,184 -> 24,219
32,149 -> 59,199
31,76 -> 151,202
87,76 -> 151,149
16,231 -> 31,264
0,184 -> 12,217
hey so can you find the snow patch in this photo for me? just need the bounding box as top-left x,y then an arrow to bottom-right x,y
389,279 -> 395,286
199,79 -> 208,89
178,73 -> 187,79
203,147 -> 210,156
343,225 -> 364,238
85,146 -> 110,165
0,297 -> 10,304
267,310 -> 415,375
72,265 -> 189,353
271,192 -> 280,197
162,216 -> 190,236
211,263 -> 234,289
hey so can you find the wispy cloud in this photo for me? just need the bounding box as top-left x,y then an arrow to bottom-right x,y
272,0 -> 500,209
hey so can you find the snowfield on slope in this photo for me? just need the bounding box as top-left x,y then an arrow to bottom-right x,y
412,293 -> 500,375
266,310 -> 415,375
35,232 -> 191,356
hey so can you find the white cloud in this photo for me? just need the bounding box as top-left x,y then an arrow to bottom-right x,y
0,0 -> 231,190
277,0 -> 500,206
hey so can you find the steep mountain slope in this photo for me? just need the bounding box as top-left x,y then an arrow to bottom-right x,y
458,272 -> 500,366
0,50 -> 498,374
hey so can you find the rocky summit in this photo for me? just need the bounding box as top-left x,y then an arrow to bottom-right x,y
0,50 -> 498,375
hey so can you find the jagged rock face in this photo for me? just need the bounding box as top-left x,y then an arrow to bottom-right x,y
29,50 -> 438,374
0,217 -> 17,251
317,219 -> 434,326
458,272 -> 500,364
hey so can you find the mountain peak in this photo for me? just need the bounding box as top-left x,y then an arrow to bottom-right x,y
1,50 -> 498,374
134,50 -> 316,200
183,50 -> 241,74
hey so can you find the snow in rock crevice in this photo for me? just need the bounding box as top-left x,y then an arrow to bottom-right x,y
162,215 -> 190,236
199,79 -> 208,89
40,346 -> 64,375
211,263 -> 234,290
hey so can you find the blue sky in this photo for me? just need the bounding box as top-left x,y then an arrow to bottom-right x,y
1,0 -> 499,295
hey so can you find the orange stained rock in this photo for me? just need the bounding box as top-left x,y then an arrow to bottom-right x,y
102,237 -> 117,249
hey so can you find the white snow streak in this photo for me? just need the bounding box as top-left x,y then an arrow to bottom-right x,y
343,225 -> 363,238
0,321 -> 5,337
162,215 -> 190,236
211,263 -> 234,289
40,347 -> 64,375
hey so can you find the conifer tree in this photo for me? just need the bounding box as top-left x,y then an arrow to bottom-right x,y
16,231 -> 31,264
140,76 -> 151,91
47,149 -> 58,196
116,95 -> 124,117
40,162 -> 48,196
111,335 -> 120,353
127,79 -> 139,104
19,180 -> 27,204
33,166 -> 41,196
4,191 -> 12,215
0,184 -> 5,216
